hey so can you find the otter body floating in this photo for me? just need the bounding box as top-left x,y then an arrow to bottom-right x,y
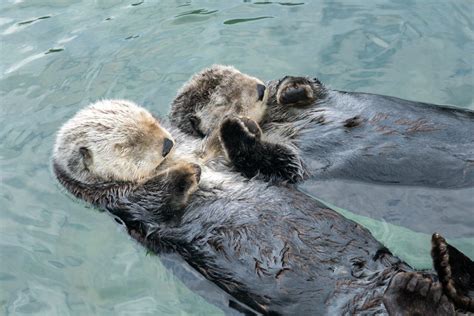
170,65 -> 474,237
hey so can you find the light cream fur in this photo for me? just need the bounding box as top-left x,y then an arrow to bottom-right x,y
53,99 -> 174,184
173,65 -> 269,161
193,65 -> 268,135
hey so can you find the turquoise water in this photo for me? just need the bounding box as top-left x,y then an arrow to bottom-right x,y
1,1 -> 473,315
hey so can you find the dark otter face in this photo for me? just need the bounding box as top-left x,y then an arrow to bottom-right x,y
170,65 -> 268,138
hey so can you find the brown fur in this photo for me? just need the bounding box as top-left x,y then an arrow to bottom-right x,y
275,76 -> 323,106
169,66 -> 310,183
169,65 -> 269,159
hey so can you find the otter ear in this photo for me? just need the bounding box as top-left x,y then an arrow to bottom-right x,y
79,147 -> 93,170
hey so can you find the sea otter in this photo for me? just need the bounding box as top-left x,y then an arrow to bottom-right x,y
53,100 -> 473,314
169,65 -> 474,238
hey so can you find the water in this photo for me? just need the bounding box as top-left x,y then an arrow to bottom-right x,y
1,0 -> 473,314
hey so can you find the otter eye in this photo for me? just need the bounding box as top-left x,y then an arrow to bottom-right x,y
189,115 -> 205,138
189,115 -> 199,129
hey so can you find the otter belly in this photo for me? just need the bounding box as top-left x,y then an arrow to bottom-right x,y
301,91 -> 474,187
174,185 -> 401,315
298,91 -> 474,238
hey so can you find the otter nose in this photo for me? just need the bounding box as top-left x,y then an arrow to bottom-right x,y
162,138 -> 174,157
257,84 -> 266,101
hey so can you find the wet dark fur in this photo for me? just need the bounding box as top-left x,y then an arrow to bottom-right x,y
53,159 -> 200,225
254,77 -> 474,238
173,73 -> 474,187
170,71 -> 474,237
262,76 -> 474,188
219,116 -> 306,183
53,121 -> 472,315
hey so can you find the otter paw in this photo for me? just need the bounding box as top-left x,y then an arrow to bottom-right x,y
383,272 -> 454,316
176,162 -> 201,193
169,163 -> 201,209
431,233 -> 474,312
277,76 -> 316,106
220,116 -> 262,146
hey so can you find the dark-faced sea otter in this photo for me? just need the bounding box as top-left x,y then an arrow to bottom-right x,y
169,65 -> 474,238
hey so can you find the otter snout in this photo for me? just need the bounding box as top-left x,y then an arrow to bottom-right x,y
257,84 -> 266,101
162,138 -> 174,157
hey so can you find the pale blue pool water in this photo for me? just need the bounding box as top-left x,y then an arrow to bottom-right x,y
1,1 -> 473,315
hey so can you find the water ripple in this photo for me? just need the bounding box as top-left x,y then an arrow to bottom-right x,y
254,1 -> 305,6
224,16 -> 274,25
175,9 -> 219,17
17,16 -> 51,26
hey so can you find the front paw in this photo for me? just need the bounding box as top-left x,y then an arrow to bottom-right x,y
170,162 -> 201,208
219,116 -> 262,145
176,162 -> 201,194
277,76 -> 318,106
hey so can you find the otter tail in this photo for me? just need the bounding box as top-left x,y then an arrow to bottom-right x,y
431,233 -> 474,312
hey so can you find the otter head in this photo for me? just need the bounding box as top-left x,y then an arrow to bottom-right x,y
170,65 -> 268,138
53,99 -> 174,184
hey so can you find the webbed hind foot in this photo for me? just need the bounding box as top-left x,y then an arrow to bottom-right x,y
383,272 -> 454,315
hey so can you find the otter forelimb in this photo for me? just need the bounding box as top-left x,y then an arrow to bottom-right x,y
219,116 -> 306,183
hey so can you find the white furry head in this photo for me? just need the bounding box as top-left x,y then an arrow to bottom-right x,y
53,99 -> 174,183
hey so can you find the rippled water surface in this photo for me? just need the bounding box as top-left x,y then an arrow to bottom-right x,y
1,0 -> 473,314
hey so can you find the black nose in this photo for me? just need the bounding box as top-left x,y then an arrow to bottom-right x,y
162,138 -> 174,157
257,84 -> 266,101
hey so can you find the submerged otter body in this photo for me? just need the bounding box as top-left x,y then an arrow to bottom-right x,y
262,79 -> 474,237
169,66 -> 474,236
55,120 -> 466,315
264,85 -> 474,187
